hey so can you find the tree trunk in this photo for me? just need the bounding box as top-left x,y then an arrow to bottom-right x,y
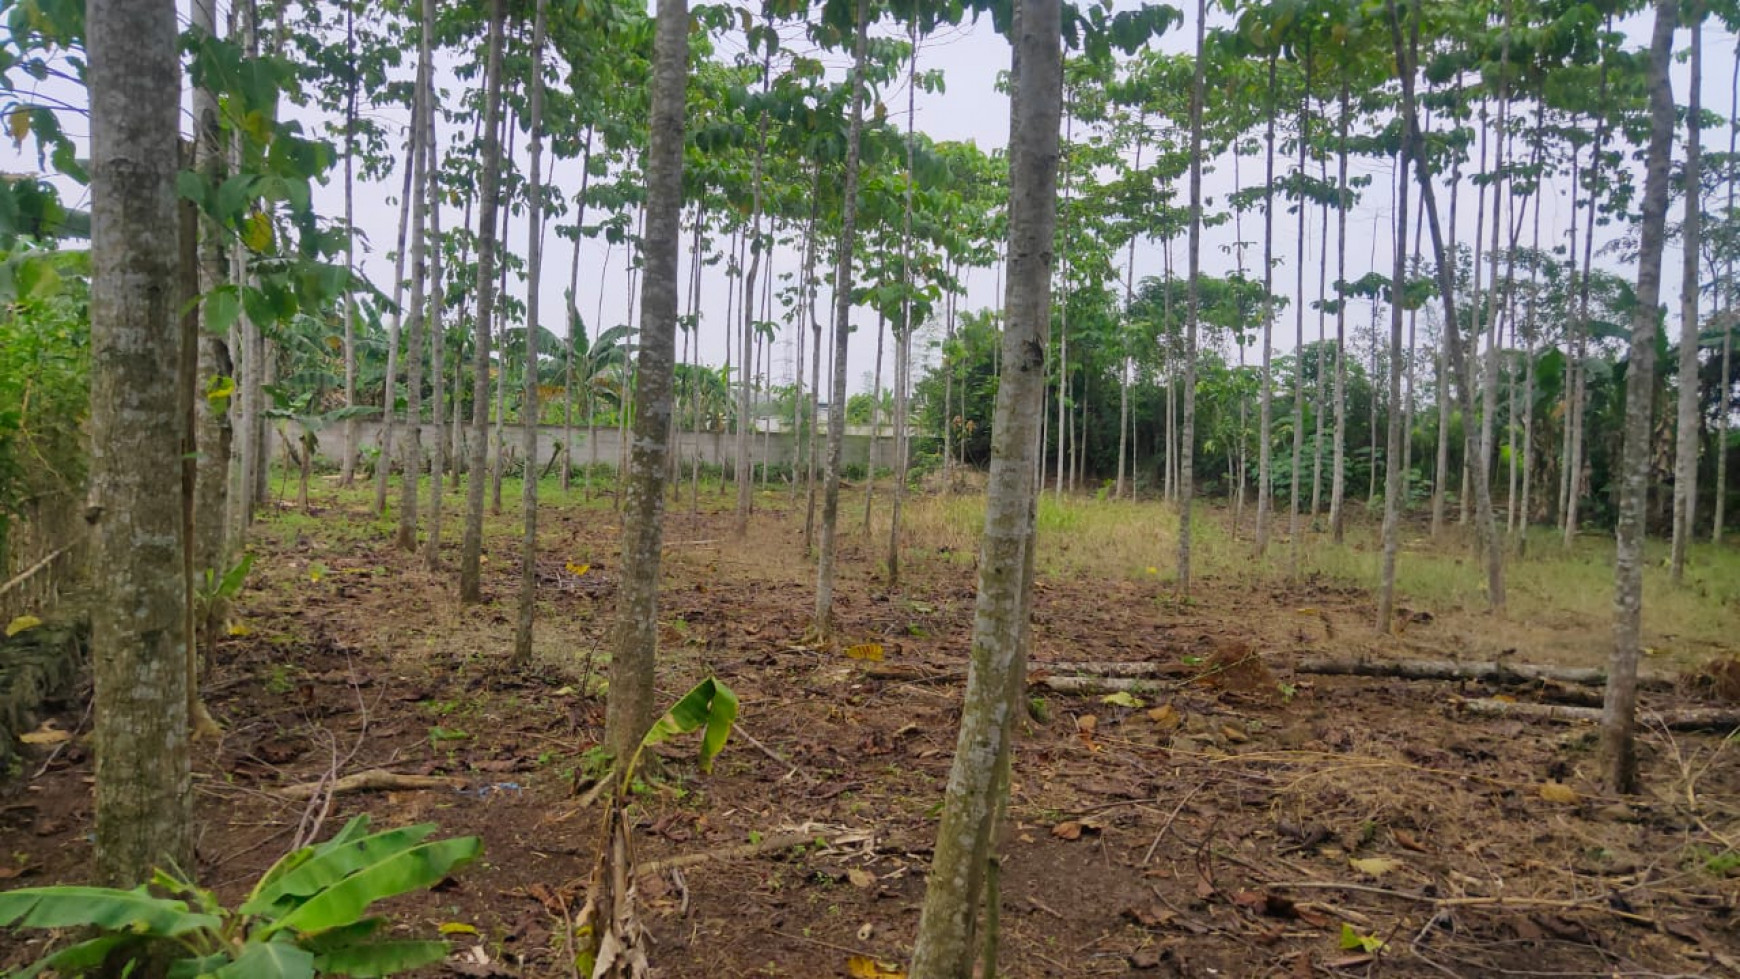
1310,154 -> 1328,522
1117,126 -> 1141,503
423,10 -> 446,570
909,0 -> 1059,966
513,0 -> 549,668
1718,42 -> 1737,546
491,102 -> 520,519
374,134 -> 416,517
191,0 -> 231,582
1604,0 -> 1677,794
1671,5 -> 1704,582
1388,0 -> 1506,613
459,0 -> 506,604
1566,38 -> 1611,549
89,0 -> 192,885
605,0 -> 686,763
340,2 -> 359,487
736,31 -> 772,537
1518,156 -> 1538,552
1256,55 -> 1278,557
563,126 -> 595,496
1288,51 -> 1310,577
865,312 -> 886,530
1378,137 -> 1411,632
1176,4 -> 1206,595
396,73 -> 427,552
889,28 -> 918,588
805,217 -> 826,551
813,0 -> 869,635
1479,101 -> 1507,557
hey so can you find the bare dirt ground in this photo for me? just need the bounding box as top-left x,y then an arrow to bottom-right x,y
5,481 -> 1740,978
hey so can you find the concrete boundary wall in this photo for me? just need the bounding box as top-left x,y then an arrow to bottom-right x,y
302,421 -> 915,473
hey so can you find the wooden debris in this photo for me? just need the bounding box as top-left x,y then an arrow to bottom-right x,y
1460,698 -> 1740,731
1296,654 -> 1672,691
274,768 -> 464,800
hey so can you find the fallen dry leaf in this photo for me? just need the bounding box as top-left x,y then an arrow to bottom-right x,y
1539,782 -> 1580,805
1050,818 -> 1102,841
845,643 -> 885,662
1230,889 -> 1268,909
1349,856 -> 1402,877
1147,704 -> 1181,730
846,955 -> 906,979
1392,828 -> 1429,853
19,722 -> 70,746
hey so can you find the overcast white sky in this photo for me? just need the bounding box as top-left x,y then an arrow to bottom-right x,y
16,2 -> 1737,399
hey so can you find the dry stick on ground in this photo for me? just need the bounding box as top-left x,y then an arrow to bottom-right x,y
287,658 -> 377,846
1461,698 -> 1740,731
276,768 -> 463,801
732,722 -> 809,782
635,830 -> 819,877
1270,880 -> 1660,926
1141,780 -> 1209,866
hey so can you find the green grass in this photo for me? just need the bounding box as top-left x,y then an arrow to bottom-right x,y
906,490 -> 1739,655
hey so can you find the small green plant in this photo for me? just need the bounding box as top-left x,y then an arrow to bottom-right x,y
195,553 -> 254,645
577,677 -> 737,976
1339,922 -> 1386,954
265,663 -> 297,696
1686,845 -> 1740,877
1027,695 -> 1051,724
427,725 -> 470,745
0,815 -> 481,977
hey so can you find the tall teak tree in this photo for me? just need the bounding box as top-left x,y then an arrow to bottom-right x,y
1604,0 -> 1678,794
606,0 -> 687,762
460,0 -> 508,604
909,0 -> 1061,971
88,0 -> 192,884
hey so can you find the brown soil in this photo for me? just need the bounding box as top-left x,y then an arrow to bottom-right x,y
4,487 -> 1739,978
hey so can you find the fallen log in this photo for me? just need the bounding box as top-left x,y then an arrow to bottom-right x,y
1461,698 -> 1740,731
637,831 -> 817,877
275,769 -> 464,800
1296,655 -> 1673,692
1042,661 -> 1192,678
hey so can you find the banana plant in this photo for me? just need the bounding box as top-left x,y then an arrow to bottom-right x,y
0,815 -> 482,978
578,676 -> 737,978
